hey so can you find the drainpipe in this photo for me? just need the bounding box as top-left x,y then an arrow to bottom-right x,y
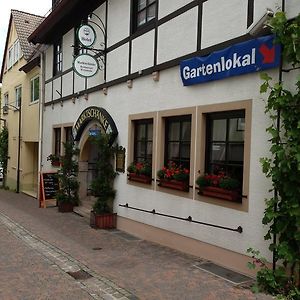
16,98 -> 22,193
37,50 -> 46,204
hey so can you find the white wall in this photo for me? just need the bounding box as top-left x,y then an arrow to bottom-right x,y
158,8 -> 198,63
159,0 -> 194,19
201,0 -> 248,49
131,30 -> 155,73
62,28 -> 74,71
107,0 -> 130,47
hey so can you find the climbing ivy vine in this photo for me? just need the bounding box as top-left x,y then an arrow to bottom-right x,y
248,12 -> 300,299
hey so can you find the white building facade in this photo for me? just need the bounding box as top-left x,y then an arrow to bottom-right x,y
29,0 -> 300,275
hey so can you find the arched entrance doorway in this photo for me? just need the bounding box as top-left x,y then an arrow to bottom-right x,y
73,107 -> 118,212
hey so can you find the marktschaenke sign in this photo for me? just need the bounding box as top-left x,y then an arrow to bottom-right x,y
73,53 -> 99,78
180,35 -> 281,86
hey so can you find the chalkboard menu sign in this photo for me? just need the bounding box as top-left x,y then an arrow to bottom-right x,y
40,172 -> 59,208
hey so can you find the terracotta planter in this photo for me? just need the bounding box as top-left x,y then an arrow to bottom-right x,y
158,179 -> 189,192
199,186 -> 240,202
90,211 -> 117,229
58,202 -> 74,213
128,173 -> 152,184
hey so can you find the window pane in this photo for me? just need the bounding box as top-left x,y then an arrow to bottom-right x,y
212,119 -> 226,141
181,143 -> 190,160
149,0 -> 155,4
138,0 -> 146,11
147,3 -> 156,21
168,142 -> 179,161
137,10 -> 146,26
229,118 -> 245,141
181,121 -> 191,141
148,123 -> 153,141
136,141 -> 146,158
136,124 -> 146,140
211,143 -> 226,161
146,141 -> 152,156
168,122 -> 180,140
34,77 -> 39,101
228,144 -> 244,163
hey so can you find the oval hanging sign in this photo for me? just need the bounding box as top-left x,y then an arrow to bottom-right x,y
73,54 -> 99,78
77,24 -> 96,47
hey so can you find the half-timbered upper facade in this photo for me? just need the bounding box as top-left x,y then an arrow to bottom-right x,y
29,0 -> 300,275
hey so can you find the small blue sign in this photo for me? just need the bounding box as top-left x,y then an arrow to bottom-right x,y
180,35 -> 281,86
89,129 -> 100,136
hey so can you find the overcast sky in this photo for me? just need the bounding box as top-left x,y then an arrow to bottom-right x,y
0,1 -> 51,71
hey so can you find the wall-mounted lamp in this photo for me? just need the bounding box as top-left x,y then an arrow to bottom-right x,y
103,87 -> 108,95
248,8 -> 274,36
84,93 -> 89,101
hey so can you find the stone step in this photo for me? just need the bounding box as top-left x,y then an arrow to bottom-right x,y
73,206 -> 91,219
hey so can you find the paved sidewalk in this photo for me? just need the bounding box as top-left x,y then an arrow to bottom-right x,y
0,190 -> 273,300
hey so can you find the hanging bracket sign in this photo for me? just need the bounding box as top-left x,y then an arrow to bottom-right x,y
77,24 -> 96,47
73,53 -> 99,78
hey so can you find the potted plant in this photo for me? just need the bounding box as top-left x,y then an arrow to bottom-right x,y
90,133 -> 117,229
157,161 -> 190,192
47,154 -> 61,167
127,161 -> 152,184
55,142 -> 80,212
196,172 -> 241,202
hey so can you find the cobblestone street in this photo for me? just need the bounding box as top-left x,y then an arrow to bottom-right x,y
0,190 -> 273,300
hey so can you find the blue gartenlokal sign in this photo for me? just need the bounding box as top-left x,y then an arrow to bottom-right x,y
180,35 -> 281,86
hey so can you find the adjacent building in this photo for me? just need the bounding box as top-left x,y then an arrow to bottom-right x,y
28,0 -> 300,275
0,10 -> 44,196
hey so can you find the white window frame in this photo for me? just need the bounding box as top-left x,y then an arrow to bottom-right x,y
30,75 -> 40,102
7,40 -> 21,69
4,93 -> 9,106
15,85 -> 22,109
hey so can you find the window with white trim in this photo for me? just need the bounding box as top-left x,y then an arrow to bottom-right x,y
7,40 -> 21,69
15,86 -> 22,108
4,93 -> 9,106
30,76 -> 40,102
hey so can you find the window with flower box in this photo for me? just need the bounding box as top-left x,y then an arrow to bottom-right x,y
128,119 -> 153,184
197,110 -> 245,202
157,115 -> 191,192
165,115 -> 191,170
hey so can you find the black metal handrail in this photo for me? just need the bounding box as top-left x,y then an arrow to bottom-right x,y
119,203 -> 243,233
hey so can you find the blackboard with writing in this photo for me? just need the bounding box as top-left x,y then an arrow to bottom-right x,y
40,172 -> 59,208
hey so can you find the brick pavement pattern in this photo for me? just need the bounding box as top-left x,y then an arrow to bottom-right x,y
0,190 -> 273,300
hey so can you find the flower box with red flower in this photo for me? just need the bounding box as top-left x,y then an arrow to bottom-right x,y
127,161 -> 152,184
157,162 -> 190,192
196,172 -> 241,202
47,154 -> 61,167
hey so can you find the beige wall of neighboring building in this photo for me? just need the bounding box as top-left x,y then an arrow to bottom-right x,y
1,22 -> 40,195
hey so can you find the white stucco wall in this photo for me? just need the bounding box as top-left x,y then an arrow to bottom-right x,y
201,0 -> 248,49
131,30 -> 155,73
157,8 -> 198,63
159,0 -> 194,19
107,0 -> 130,47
